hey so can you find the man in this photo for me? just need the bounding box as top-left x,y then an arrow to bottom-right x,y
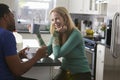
0,3 -> 47,80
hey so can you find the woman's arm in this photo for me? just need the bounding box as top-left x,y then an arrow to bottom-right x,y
46,37 -> 53,55
36,32 -> 46,46
52,29 -> 83,58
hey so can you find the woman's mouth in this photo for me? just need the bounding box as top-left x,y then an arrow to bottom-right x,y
55,23 -> 61,28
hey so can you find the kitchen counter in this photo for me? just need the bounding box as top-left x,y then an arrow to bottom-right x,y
20,33 -> 40,48
35,58 -> 61,66
83,37 -> 106,45
22,57 -> 61,80
22,57 -> 61,66
19,33 -> 61,80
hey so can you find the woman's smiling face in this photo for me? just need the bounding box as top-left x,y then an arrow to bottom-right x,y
50,11 -> 64,29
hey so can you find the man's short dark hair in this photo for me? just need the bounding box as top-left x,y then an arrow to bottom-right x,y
0,3 -> 10,19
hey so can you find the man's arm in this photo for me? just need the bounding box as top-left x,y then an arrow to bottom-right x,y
6,46 -> 47,76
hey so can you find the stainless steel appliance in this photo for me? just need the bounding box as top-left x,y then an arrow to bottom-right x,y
106,19 -> 112,47
103,12 -> 120,80
96,1 -> 120,79
84,38 -> 97,80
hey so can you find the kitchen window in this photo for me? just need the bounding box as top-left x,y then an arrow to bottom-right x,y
17,0 -> 54,24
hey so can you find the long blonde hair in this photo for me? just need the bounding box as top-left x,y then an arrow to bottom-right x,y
49,7 -> 76,35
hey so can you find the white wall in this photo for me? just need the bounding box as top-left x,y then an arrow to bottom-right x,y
0,0 -> 19,27
0,0 -> 17,11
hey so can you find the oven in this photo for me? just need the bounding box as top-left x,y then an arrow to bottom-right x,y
84,38 -> 97,80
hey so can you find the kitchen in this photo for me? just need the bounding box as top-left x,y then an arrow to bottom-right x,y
0,0 -> 120,80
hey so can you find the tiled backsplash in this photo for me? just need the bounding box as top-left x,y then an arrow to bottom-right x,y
70,14 -> 105,33
71,14 -> 93,21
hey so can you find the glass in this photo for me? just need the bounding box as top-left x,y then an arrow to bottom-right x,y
25,47 -> 39,59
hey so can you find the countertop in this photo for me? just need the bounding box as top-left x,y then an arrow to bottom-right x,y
20,33 -> 40,48
22,57 -> 61,66
83,37 -> 106,45
35,58 -> 61,66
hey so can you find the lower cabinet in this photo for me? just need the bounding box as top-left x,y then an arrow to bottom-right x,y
22,66 -> 60,80
96,44 -> 105,80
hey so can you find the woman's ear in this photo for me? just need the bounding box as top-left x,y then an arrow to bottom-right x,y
64,14 -> 69,26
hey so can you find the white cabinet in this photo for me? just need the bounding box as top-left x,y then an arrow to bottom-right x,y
54,0 -> 106,15
54,0 -> 69,10
84,0 -> 99,14
96,44 -> 105,80
69,0 -> 99,14
23,66 -> 59,80
69,0 -> 84,14
96,0 -> 108,3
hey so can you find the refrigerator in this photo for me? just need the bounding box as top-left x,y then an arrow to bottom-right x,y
95,0 -> 120,80
104,0 -> 120,80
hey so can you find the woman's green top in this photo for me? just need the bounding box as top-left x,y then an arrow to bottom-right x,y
47,28 -> 91,74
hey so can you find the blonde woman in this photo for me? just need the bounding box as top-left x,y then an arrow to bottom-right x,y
39,7 -> 91,80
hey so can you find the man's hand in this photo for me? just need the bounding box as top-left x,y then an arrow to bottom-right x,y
18,47 -> 29,59
35,46 -> 48,59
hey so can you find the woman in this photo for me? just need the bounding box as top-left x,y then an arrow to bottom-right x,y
39,7 -> 91,80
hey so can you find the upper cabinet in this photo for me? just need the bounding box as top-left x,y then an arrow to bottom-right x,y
54,0 -> 107,15
69,0 -> 84,14
96,0 -> 108,3
54,0 -> 69,10
84,0 -> 100,14
69,0 -> 100,14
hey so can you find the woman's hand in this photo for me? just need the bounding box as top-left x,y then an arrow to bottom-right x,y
55,25 -> 67,33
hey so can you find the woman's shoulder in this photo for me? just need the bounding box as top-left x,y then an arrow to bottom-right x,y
72,28 -> 81,35
70,28 -> 84,39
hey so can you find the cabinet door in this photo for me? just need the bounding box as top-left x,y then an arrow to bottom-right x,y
96,0 -> 108,3
84,0 -> 92,14
92,0 -> 99,14
55,0 -> 69,10
69,0 -> 99,14
96,44 -> 105,80
69,0 -> 84,14
84,0 -> 99,14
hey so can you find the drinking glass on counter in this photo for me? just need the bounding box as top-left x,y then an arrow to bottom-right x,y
25,47 -> 39,59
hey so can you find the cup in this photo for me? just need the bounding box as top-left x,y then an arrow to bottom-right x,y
25,47 -> 38,59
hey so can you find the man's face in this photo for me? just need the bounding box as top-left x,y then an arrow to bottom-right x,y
4,11 -> 15,31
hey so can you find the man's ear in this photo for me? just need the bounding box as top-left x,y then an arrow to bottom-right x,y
3,14 -> 9,21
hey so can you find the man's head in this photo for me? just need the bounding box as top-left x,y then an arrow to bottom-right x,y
0,3 -> 15,31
